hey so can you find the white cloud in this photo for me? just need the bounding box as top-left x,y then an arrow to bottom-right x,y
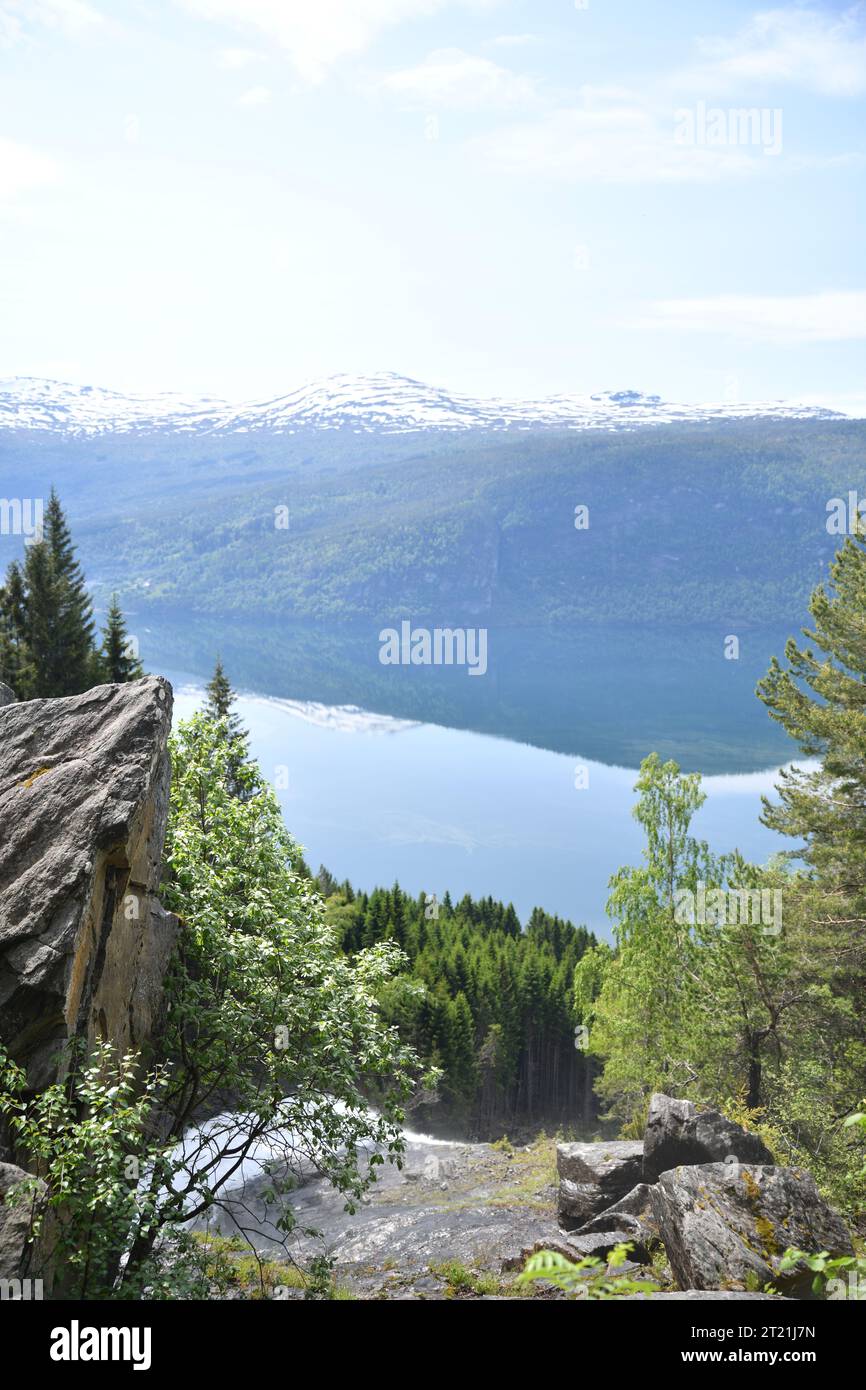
470,96 -> 765,183
488,33 -> 537,48
215,46 -> 262,70
237,85 -> 271,107
0,136 -> 58,202
0,0 -> 101,46
798,389 -> 866,417
379,47 -> 537,110
681,5 -> 866,97
643,292 -> 866,343
461,8 -> 866,186
178,0 -> 492,84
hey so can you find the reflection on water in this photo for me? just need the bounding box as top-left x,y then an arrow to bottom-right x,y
140,610 -> 795,773
168,673 -> 790,935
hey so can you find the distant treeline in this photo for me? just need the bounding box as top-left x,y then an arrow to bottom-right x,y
317,872 -> 598,1137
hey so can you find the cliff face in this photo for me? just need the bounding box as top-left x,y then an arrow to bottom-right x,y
0,677 -> 178,1100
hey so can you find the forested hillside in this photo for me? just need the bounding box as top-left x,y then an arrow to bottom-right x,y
3,418 -> 865,630
321,877 -> 597,1136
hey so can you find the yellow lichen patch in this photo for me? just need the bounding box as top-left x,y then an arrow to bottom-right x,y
19,765 -> 54,789
739,1168 -> 778,1258
754,1215 -> 779,1255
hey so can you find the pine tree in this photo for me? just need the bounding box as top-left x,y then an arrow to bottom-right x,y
0,560 -> 32,696
204,658 -> 245,735
19,539 -> 64,698
757,531 -> 866,1173
444,992 -> 478,1111
100,594 -> 144,683
316,865 -> 339,898
0,489 -> 124,699
758,531 -> 866,900
203,657 -> 249,798
44,488 -> 95,694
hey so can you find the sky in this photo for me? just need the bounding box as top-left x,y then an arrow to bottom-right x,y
0,0 -> 864,408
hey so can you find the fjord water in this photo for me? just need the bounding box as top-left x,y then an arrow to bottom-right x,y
152,617 -> 795,935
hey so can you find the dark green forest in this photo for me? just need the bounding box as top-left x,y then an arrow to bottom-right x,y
0,489 -> 140,698
320,875 -> 597,1136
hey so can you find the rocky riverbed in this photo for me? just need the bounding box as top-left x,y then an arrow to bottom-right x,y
186,1094 -> 856,1301
190,1127 -> 574,1299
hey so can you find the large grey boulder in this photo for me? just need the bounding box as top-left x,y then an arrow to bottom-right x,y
557,1141 -> 644,1229
0,678 -> 178,1091
577,1182 -> 660,1248
651,1162 -> 853,1296
643,1093 -> 773,1183
0,683 -> 15,707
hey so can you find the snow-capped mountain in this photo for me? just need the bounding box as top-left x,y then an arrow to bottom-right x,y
0,372 -> 844,437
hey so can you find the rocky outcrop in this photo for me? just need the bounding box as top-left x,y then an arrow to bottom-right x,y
0,1161 -> 45,1280
553,1098 -> 854,1300
557,1141 -> 644,1229
0,678 -> 178,1094
650,1162 -> 854,1296
576,1182 -> 660,1248
643,1093 -> 773,1182
0,682 -> 15,708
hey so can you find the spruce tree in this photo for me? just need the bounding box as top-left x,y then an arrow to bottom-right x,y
100,594 -> 144,683
20,539 -> 64,698
203,656 -> 249,797
44,488 -> 95,694
204,658 -> 244,734
444,992 -> 478,1111
0,489 -> 139,699
0,560 -> 32,696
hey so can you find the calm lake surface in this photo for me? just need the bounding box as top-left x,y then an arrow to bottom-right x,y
158,613 -> 796,935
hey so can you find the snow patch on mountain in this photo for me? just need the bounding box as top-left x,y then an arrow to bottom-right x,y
0,371 -> 845,437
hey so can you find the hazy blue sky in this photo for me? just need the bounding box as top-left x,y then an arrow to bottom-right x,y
1,0 -> 864,407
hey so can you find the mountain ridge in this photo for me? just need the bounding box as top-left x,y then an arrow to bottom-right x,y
0,371 -> 845,437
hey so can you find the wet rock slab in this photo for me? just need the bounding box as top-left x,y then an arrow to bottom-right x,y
193,1132 -> 563,1297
